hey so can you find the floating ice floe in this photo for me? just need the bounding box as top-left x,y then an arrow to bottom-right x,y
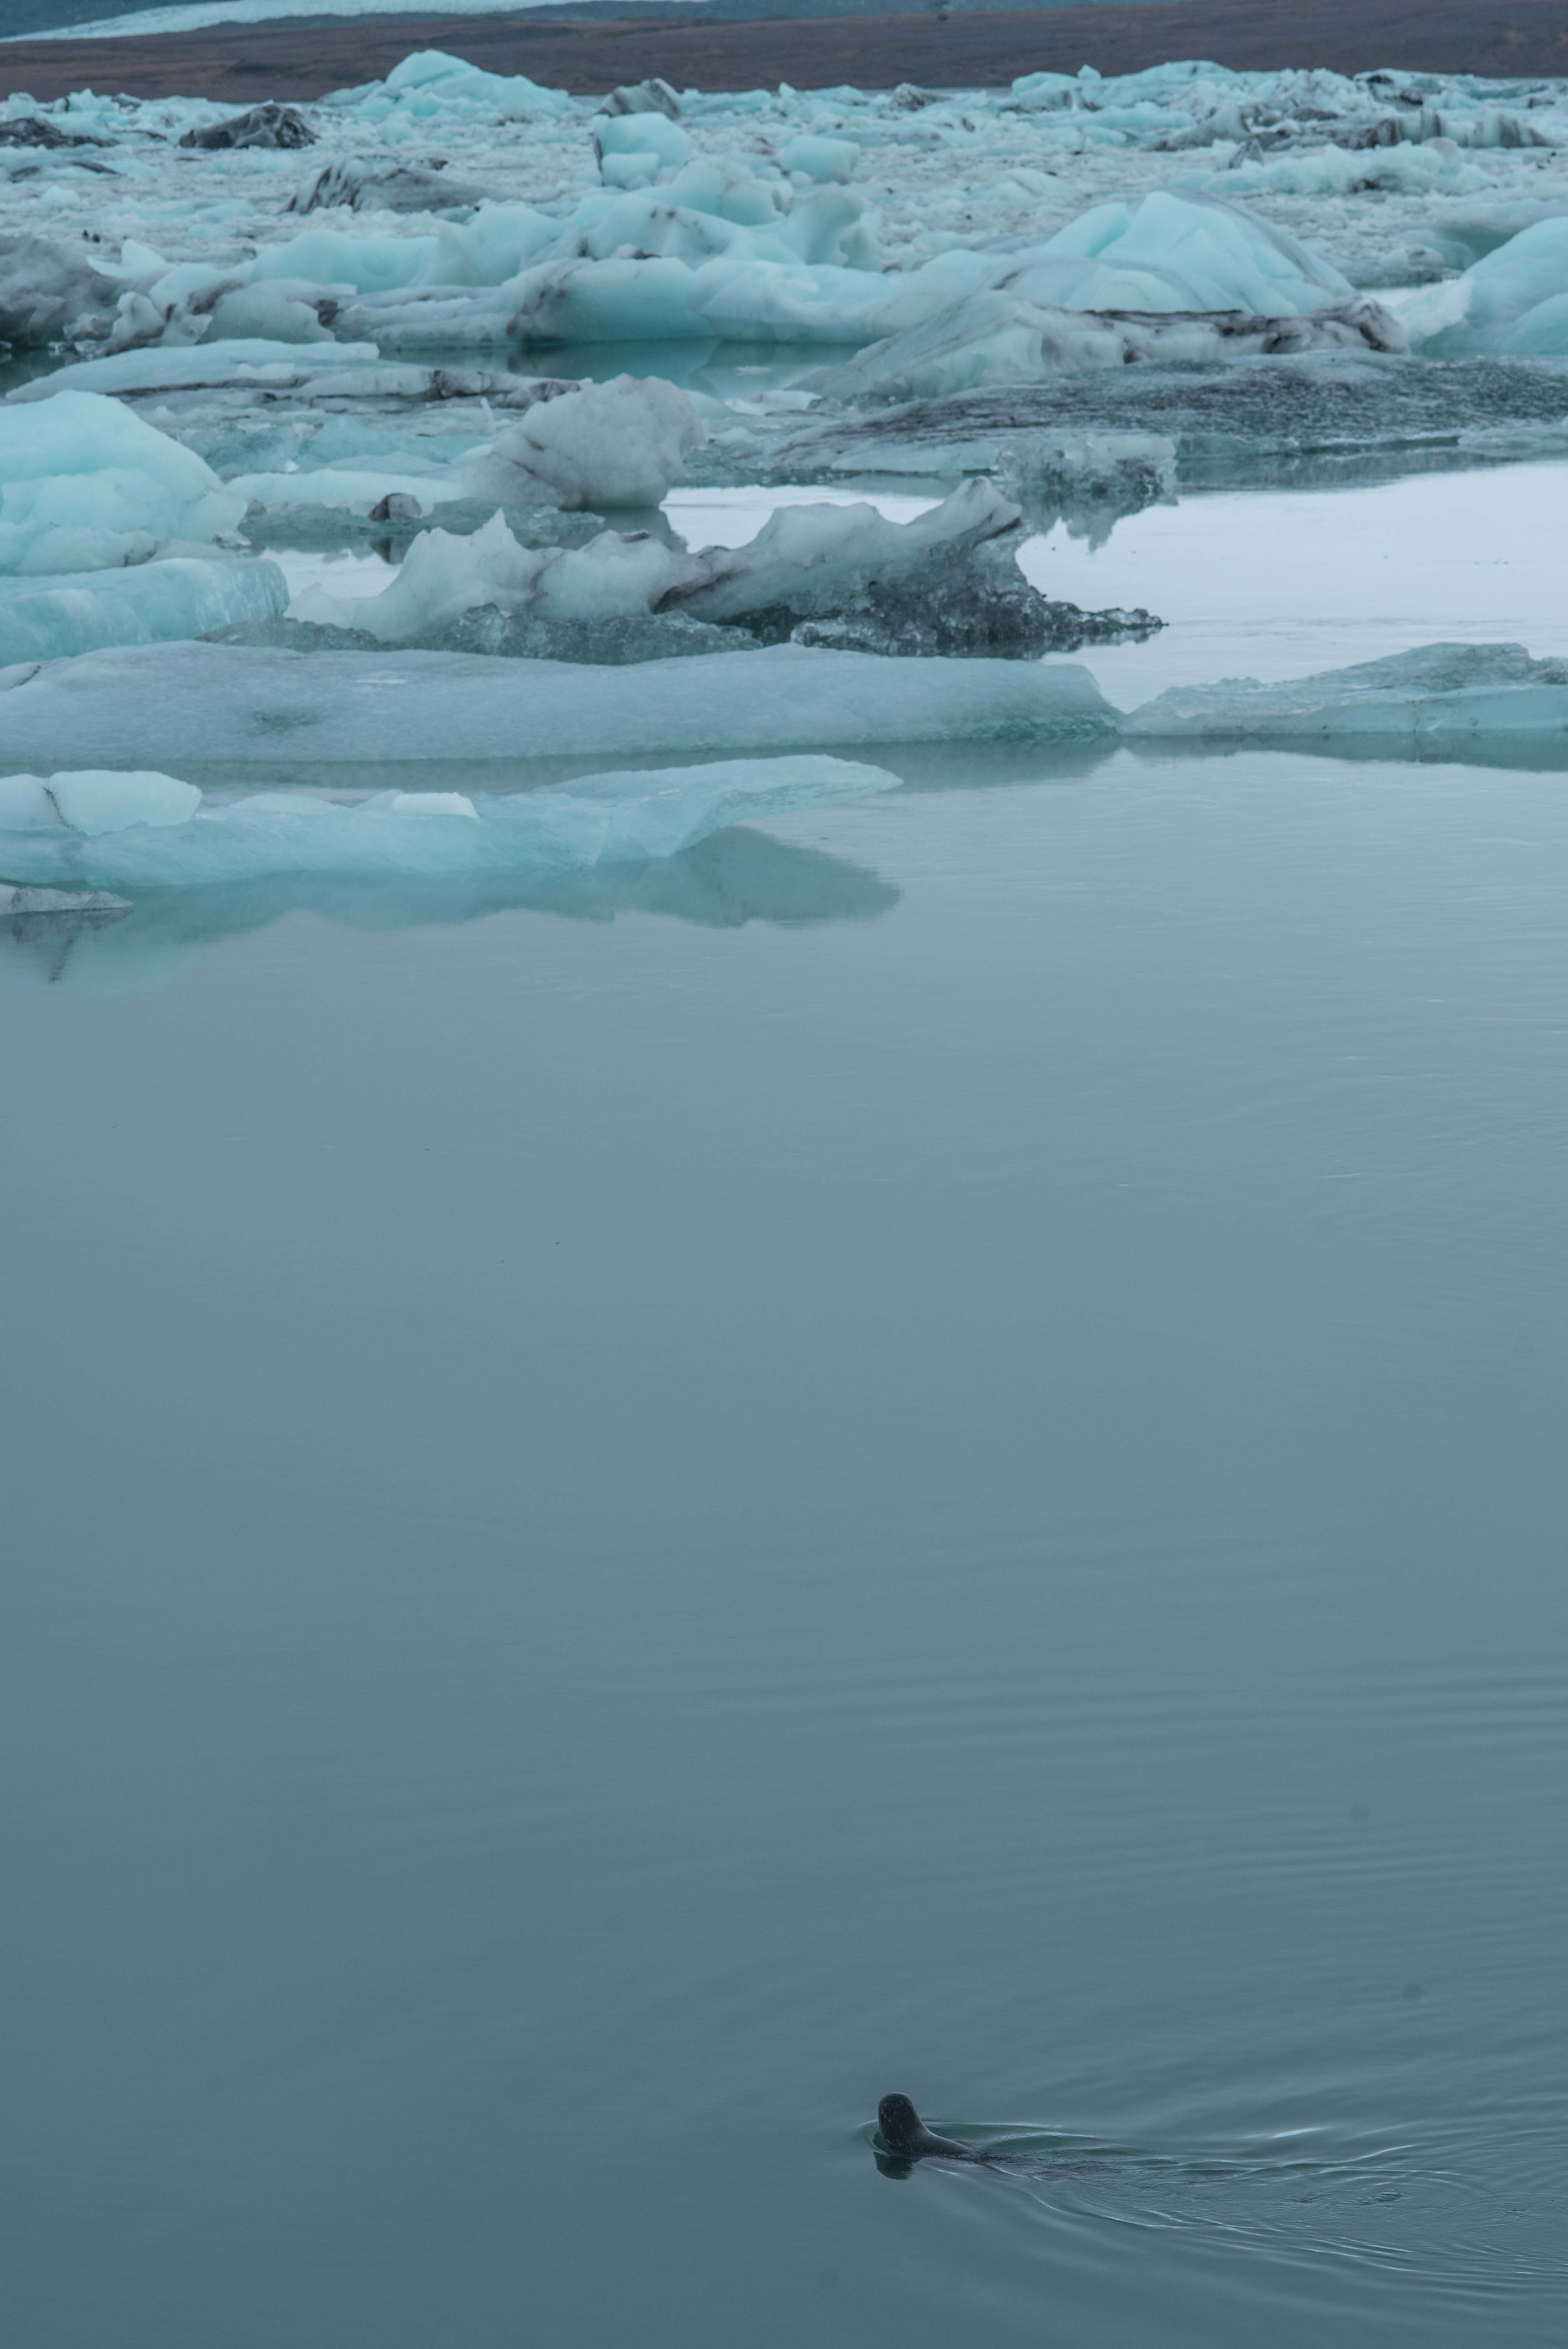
0,756 -> 897,889
3,342 -> 387,400
287,482 -> 1160,659
0,640 -> 1117,771
1125,643 -> 1568,746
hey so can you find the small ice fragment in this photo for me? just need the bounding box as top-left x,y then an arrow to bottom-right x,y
47,770 -> 202,835
389,792 -> 479,818
780,134 -> 860,184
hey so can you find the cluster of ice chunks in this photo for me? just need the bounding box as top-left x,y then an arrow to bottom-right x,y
0,756 -> 899,891
285,482 -> 1158,660
329,188 -> 1382,367
0,77 -> 1401,368
9,359 -> 703,531
1006,61 -> 1554,156
6,50 -> 1568,385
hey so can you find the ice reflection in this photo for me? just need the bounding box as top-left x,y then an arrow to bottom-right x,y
0,825 -> 900,994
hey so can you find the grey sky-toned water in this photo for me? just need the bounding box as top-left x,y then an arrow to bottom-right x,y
4,708 -> 1567,2343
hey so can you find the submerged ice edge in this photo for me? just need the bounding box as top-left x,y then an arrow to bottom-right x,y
0,755 -> 903,889
0,639 -> 1120,769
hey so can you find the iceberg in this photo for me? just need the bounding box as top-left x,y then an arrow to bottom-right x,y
997,189 -> 1356,317
1404,218 -> 1568,356
0,756 -> 898,891
322,48 -> 573,124
469,374 -> 706,509
0,639 -> 1117,772
1,391 -> 247,575
1124,644 -> 1568,747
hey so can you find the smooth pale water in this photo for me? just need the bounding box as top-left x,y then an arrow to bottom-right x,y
4,477 -> 1568,2347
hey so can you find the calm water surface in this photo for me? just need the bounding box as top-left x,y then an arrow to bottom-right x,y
3,543 -> 1568,2341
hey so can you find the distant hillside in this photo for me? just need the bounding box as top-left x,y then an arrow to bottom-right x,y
4,0 -> 1567,101
0,0 -> 1180,38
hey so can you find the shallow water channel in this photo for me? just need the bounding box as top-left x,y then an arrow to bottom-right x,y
4,462 -> 1567,2347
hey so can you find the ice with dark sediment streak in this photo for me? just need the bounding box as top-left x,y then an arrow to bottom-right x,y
287,482 -> 1161,659
0,757 -> 900,890
0,640 -> 1116,773
1,344 -> 387,401
801,292 -> 1404,407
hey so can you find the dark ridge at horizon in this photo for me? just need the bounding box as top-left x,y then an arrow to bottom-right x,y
4,0 -> 1567,102
0,0 -> 1204,33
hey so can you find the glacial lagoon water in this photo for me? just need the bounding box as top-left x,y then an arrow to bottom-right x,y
14,36 -> 1568,2334
5,462 -> 1568,2342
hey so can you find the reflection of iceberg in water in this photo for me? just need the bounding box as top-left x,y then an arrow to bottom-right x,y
0,826 -> 901,995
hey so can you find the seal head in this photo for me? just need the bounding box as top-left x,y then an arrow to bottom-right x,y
876,2094 -> 990,2164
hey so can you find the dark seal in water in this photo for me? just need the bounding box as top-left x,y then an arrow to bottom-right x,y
876,2094 -> 999,2166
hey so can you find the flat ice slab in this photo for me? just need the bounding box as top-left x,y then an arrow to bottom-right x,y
0,640 -> 1115,770
1125,643 -> 1568,746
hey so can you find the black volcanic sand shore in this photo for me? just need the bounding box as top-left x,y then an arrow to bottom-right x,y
4,0 -> 1568,103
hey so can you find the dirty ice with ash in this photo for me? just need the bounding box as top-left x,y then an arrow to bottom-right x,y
7,48 -> 1568,919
